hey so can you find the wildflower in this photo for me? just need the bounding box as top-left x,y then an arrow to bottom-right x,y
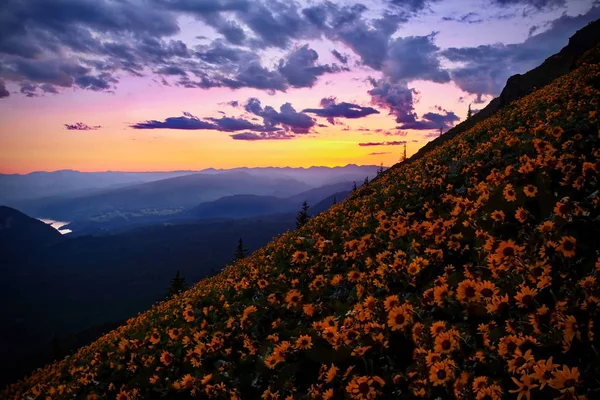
554,201 -> 570,218
324,364 -> 338,383
495,240 -> 523,259
149,332 -> 160,345
456,279 -> 480,303
523,185 -> 538,197
515,207 -> 527,223
509,375 -> 538,400
429,360 -> 454,386
532,357 -> 558,389
490,210 -> 505,222
292,250 -> 309,263
556,236 -> 576,258
434,330 -> 459,354
383,295 -> 400,312
295,335 -> 312,350
503,184 -> 517,201
116,390 -> 132,400
387,304 -> 413,331
515,285 -> 537,308
285,289 -> 303,309
183,309 -> 195,322
160,351 -> 173,366
346,375 -> 385,400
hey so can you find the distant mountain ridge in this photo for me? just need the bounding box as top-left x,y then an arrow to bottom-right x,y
187,181 -> 357,220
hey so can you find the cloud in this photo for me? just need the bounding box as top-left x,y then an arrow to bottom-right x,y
302,97 -> 379,124
490,0 -> 566,10
397,109 -> 460,131
244,98 -> 315,134
441,12 -> 484,24
133,99 -> 316,135
383,33 -> 450,83
368,79 -> 419,123
65,122 -> 102,131
442,6 -> 600,97
331,49 -> 348,64
359,141 -> 406,146
0,79 -> 9,98
278,44 -> 341,88
382,129 -> 408,136
206,116 -> 269,132
230,131 -> 295,140
130,112 -> 218,130
20,82 -> 37,97
368,151 -> 392,155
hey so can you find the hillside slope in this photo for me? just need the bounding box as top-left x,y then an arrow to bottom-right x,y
0,206 -> 64,262
4,48 -> 600,400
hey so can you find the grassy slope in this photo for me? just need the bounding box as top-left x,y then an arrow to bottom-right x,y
4,49 -> 600,400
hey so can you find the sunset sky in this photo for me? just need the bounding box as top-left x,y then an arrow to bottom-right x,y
0,0 -> 598,173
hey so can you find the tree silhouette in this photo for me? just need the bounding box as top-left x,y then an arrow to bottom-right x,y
467,103 -> 473,119
363,176 -> 369,186
234,238 -> 247,261
333,196 -> 337,205
352,181 -> 357,192
296,201 -> 310,229
166,270 -> 187,299
377,163 -> 385,176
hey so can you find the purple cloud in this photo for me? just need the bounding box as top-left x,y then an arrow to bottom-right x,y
64,122 -> 102,130
230,131 -> 295,141
303,97 -> 379,124
359,141 -> 406,147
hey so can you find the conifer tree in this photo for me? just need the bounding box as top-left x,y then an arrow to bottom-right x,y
467,103 -> 473,119
402,143 -> 407,162
377,163 -> 384,176
166,270 -> 187,299
234,238 -> 247,261
333,196 -> 337,205
296,201 -> 310,229
352,181 -> 357,192
363,176 -> 369,186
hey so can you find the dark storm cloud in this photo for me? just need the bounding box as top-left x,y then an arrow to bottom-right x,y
359,141 -> 406,146
441,12 -> 484,24
130,112 -> 219,130
387,0 -> 440,12
230,131 -> 295,141
206,116 -> 269,132
384,34 -> 450,84
235,0 -> 319,49
331,49 -> 348,64
278,45 -> 342,88
20,82 -> 37,97
491,0 -> 566,10
397,110 -> 460,131
442,6 -> 600,97
303,97 -> 379,124
64,122 -> 102,131
0,79 -> 10,98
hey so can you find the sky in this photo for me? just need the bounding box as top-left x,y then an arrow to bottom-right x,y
0,0 -> 598,173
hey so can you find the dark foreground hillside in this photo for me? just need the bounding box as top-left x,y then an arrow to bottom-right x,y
4,44 -> 600,400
